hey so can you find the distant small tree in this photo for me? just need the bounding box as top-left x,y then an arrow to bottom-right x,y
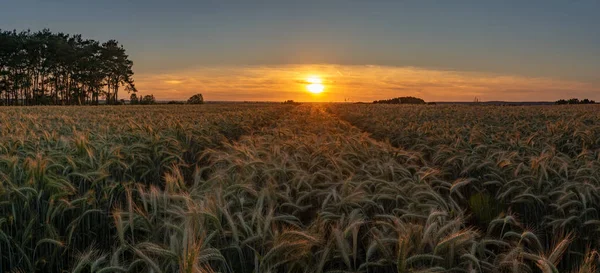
283,100 -> 301,105
130,93 -> 139,105
373,96 -> 426,104
187,94 -> 204,104
555,98 -> 596,105
140,94 -> 156,105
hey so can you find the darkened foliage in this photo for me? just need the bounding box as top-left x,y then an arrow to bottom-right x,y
0,29 -> 136,105
166,100 -> 185,104
129,93 -> 139,105
373,96 -> 426,104
140,94 -> 156,105
187,93 -> 204,104
555,98 -> 596,105
283,99 -> 300,105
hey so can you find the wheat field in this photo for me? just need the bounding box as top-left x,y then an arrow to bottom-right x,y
1,103 -> 599,272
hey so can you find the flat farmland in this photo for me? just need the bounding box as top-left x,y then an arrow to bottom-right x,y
2,103 -> 600,272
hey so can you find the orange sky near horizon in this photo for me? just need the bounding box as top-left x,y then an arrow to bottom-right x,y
132,64 -> 600,102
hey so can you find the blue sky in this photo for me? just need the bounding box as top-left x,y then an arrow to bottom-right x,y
2,0 -> 598,101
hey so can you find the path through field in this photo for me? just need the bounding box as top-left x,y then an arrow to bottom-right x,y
195,104 -> 518,273
2,103 -> 599,272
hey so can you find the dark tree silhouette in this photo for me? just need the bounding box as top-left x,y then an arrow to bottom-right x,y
555,98 -> 596,105
140,94 -> 156,105
373,96 -> 426,104
283,100 -> 300,105
187,93 -> 204,104
0,29 -> 137,105
130,93 -> 139,105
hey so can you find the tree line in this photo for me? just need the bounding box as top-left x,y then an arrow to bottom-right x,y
128,93 -> 204,105
555,98 -> 596,105
129,93 -> 155,105
0,29 -> 136,105
373,96 -> 426,104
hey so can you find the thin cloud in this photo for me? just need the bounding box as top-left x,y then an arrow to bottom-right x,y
133,64 -> 600,102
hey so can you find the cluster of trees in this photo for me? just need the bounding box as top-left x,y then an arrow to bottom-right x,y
373,96 -> 426,104
187,93 -> 204,104
555,98 -> 596,105
129,93 -> 155,105
0,29 -> 136,105
282,99 -> 300,105
129,93 -> 204,105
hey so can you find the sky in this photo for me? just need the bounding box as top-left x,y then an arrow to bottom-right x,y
1,0 -> 598,102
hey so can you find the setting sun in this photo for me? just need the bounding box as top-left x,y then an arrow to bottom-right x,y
306,76 -> 325,94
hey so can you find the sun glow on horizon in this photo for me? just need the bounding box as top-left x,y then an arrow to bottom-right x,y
306,76 -> 325,94
133,64 -> 600,102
